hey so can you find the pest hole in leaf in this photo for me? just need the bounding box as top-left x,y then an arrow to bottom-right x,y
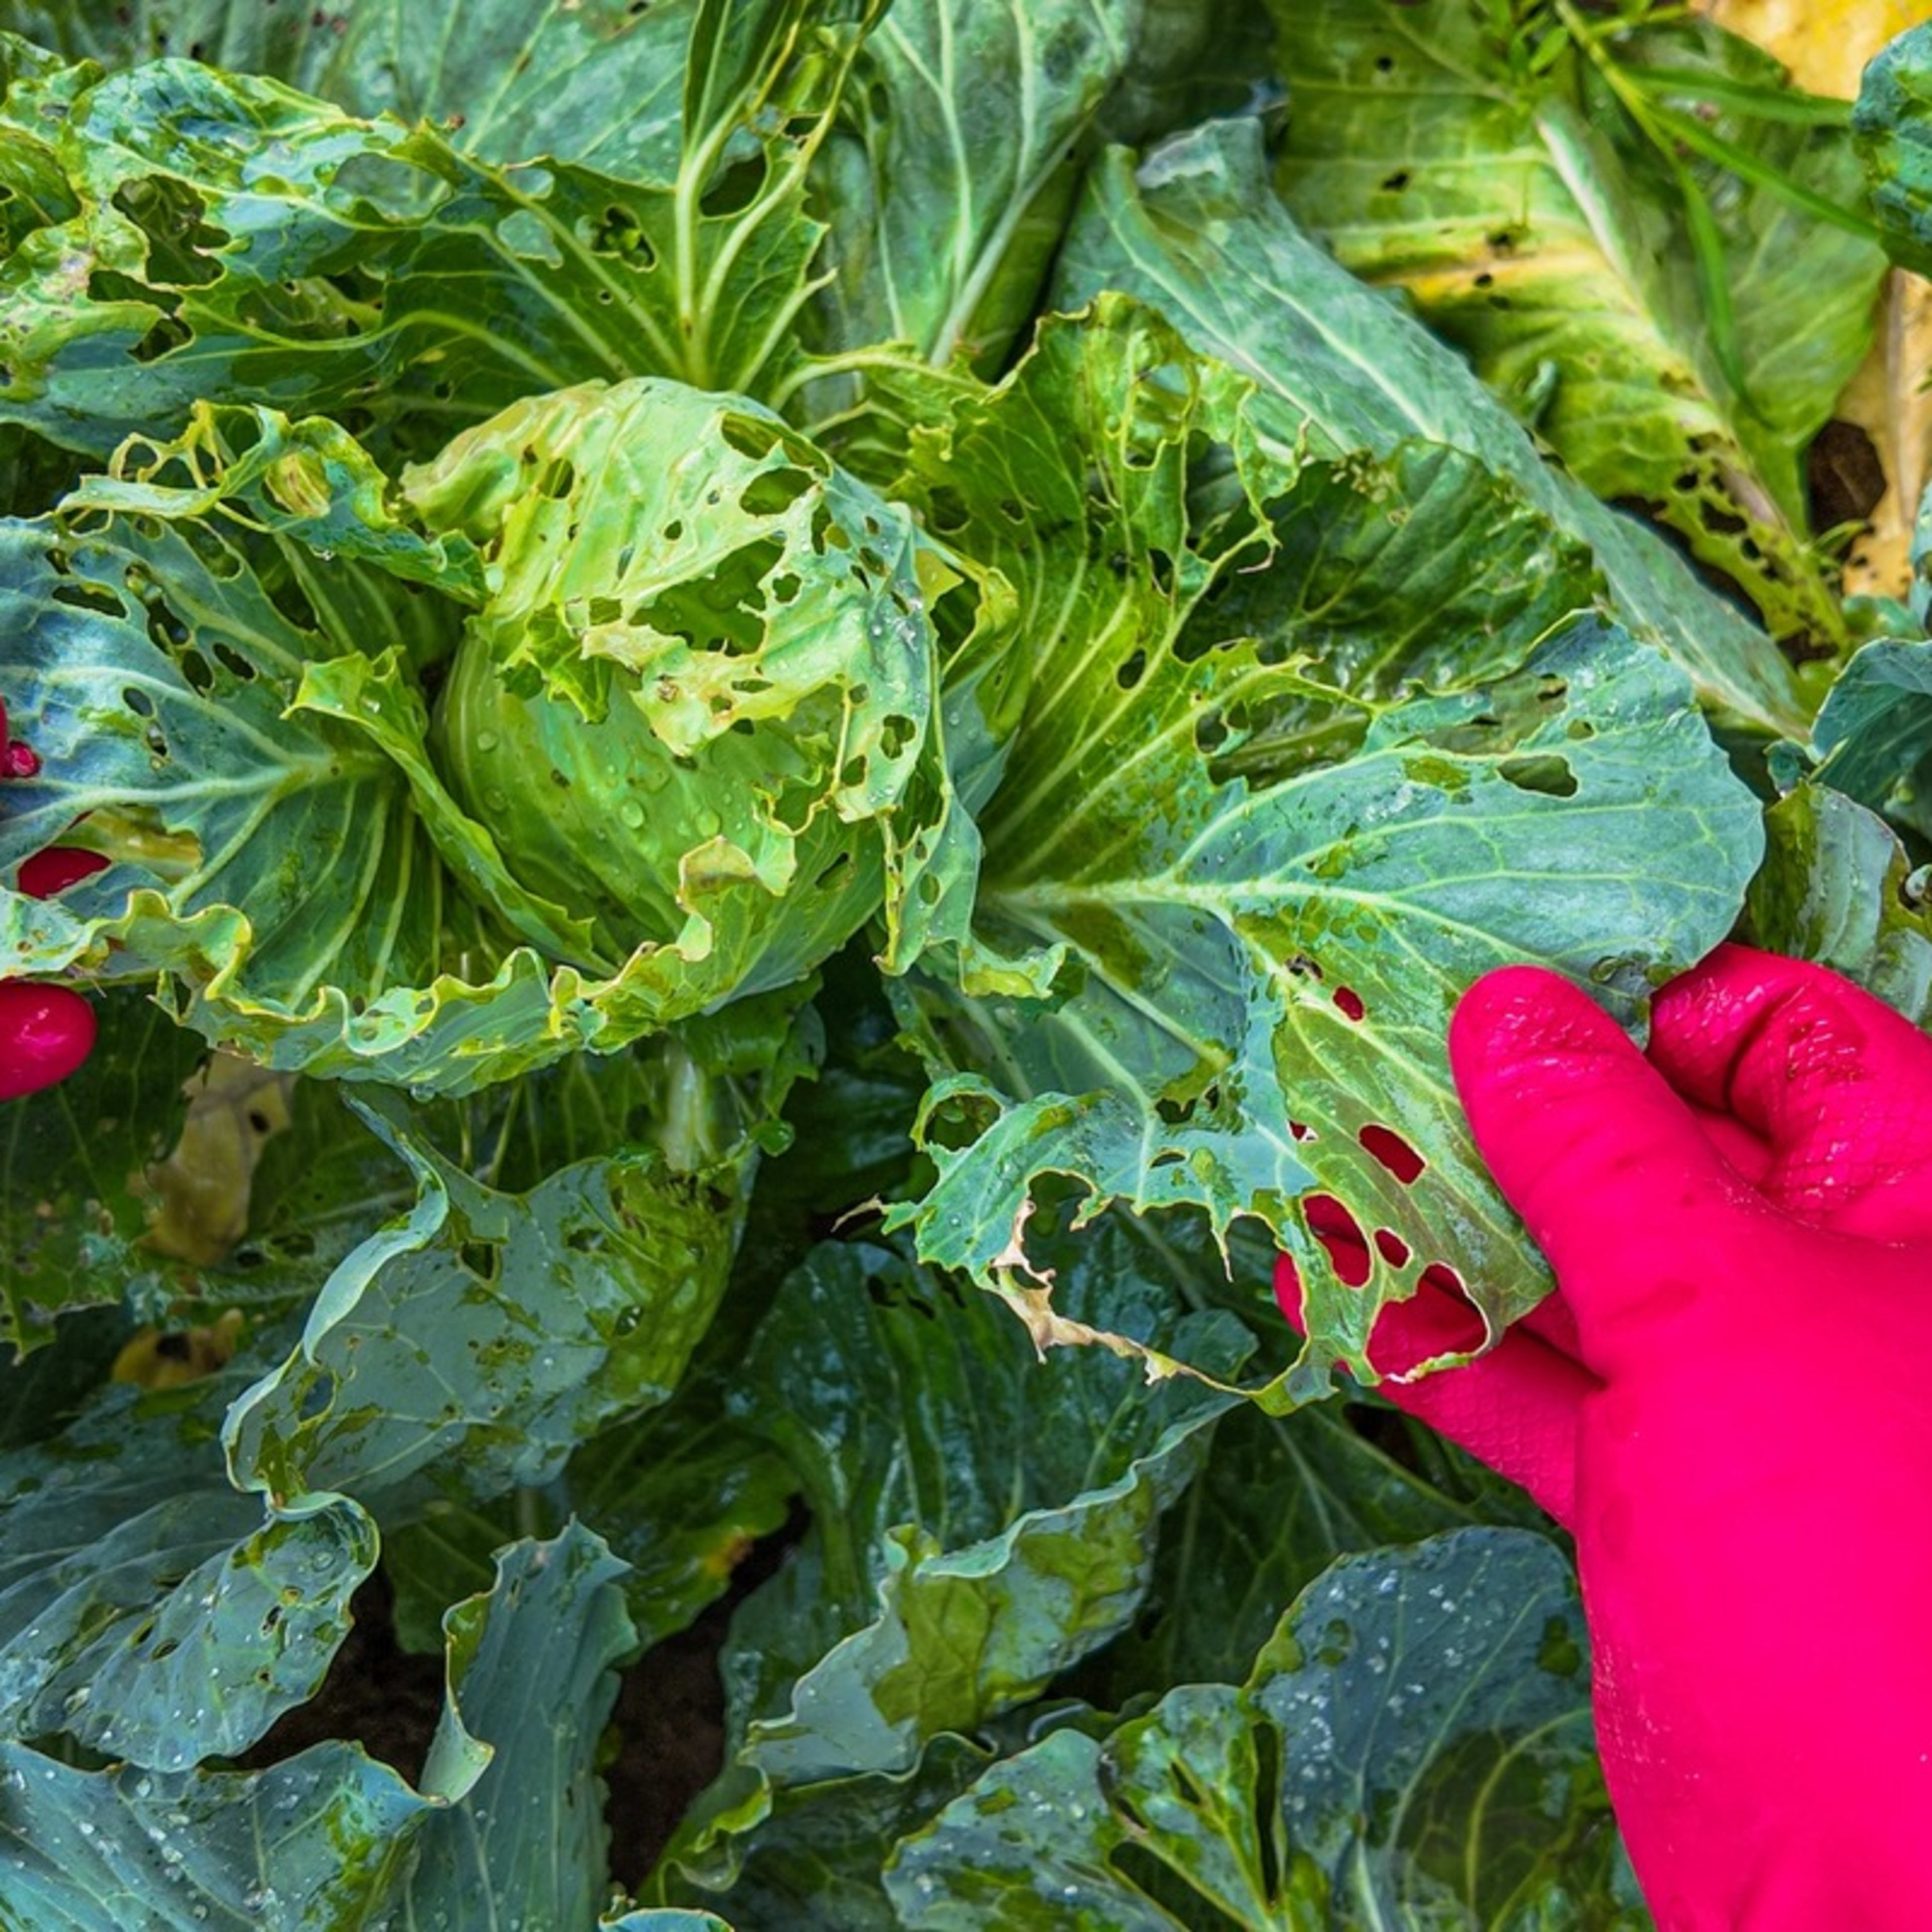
1306,1193 -> 1371,1287
720,415 -> 781,462
1115,649 -> 1148,690
1497,755 -> 1577,798
1332,986 -> 1365,1022
1252,1721 -> 1283,1896
590,202 -> 655,266
51,582 -> 125,617
1359,1123 -> 1424,1183
699,151 -> 768,219
110,176 -> 228,286
1374,1228 -> 1410,1266
458,1240 -> 500,1282
740,466 -> 814,515
926,486 -> 970,533
1366,1281 -> 1485,1377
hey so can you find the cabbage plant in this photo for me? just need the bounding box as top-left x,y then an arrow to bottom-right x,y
0,1 -> 1921,1926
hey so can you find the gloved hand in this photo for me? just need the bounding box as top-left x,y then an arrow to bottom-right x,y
1276,944 -> 1932,1928
0,699 -> 103,1101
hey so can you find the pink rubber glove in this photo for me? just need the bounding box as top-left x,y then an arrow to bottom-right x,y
0,698 -> 103,1100
1276,944 -> 1932,1928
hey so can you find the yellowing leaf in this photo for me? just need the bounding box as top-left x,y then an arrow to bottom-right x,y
1697,0 -> 1932,101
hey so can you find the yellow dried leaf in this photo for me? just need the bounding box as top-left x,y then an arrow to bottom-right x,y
1696,0 -> 1932,101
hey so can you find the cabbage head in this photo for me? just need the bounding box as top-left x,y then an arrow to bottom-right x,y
409,377 -> 1012,1002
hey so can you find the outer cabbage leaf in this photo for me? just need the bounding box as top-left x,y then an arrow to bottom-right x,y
1053,118 -> 1809,741
0,0 -> 695,184
1083,1400 -> 1547,1703
0,1369 -> 374,1772
1805,637 -> 1932,841
1269,4 -> 1882,649
1744,780 -> 1932,1025
808,0 -> 1138,371
886,1530 -> 1641,1930
880,299 -> 1761,1394
0,1523 -> 640,1930
0,987 -> 205,1354
716,1226 -> 1249,1785
0,9 -> 874,464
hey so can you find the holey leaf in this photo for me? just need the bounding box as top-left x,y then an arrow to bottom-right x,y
1268,3 -> 1886,650
0,382 -> 1012,1093
0,6 -> 876,465
1051,120 -> 1808,744
883,300 -> 1762,1397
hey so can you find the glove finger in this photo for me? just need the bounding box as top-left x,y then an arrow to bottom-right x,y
1450,965 -> 1759,1366
1649,942 -> 1932,1239
1273,1255 -> 1590,1527
0,981 -> 96,1100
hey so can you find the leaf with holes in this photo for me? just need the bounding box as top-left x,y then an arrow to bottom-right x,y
1052,117 -> 1810,742
0,0 -> 696,185
1267,3 -> 1883,651
878,298 -> 1760,1395
0,379 -> 1018,1092
220,1037 -> 790,1514
0,8 -> 872,465
0,1369 -> 375,1772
